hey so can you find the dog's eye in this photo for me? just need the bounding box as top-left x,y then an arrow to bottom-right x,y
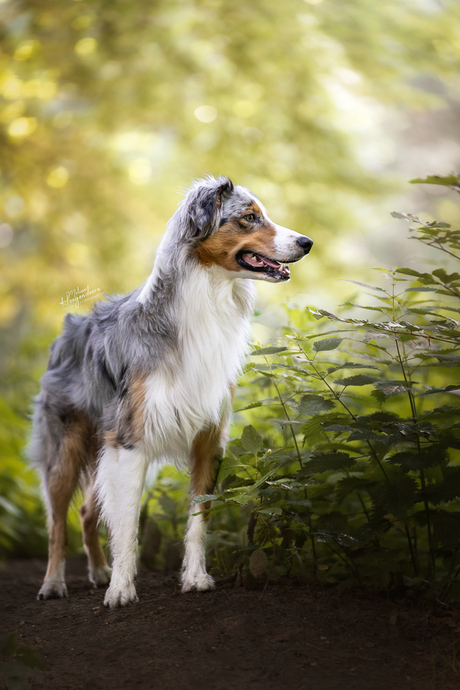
243,214 -> 256,222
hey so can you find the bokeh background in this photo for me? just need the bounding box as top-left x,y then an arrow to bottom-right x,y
1,0 -> 460,560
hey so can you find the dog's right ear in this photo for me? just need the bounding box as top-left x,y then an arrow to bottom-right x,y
184,176 -> 234,241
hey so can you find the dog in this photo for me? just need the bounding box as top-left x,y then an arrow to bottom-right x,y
29,175 -> 313,608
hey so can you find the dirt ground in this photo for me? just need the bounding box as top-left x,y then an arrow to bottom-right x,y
1,557 -> 459,690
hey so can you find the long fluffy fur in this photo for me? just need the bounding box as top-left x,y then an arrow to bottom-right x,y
29,174 -> 312,607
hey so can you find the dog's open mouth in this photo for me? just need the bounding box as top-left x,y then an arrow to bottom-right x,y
236,251 -> 290,281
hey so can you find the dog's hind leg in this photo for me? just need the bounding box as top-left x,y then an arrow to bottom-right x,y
37,417 -> 86,600
96,443 -> 147,608
182,416 -> 228,593
79,473 -> 111,587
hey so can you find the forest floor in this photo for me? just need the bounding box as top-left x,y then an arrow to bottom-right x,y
1,556 -> 459,690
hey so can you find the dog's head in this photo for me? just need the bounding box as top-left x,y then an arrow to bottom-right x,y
179,175 -> 312,282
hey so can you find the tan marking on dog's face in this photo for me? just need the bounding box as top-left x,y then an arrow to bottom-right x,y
195,202 -> 276,273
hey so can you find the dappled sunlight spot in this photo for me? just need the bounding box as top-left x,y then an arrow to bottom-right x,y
113,130 -> 157,152
53,110 -> 73,128
129,158 -> 152,184
329,236 -> 373,265
1,75 -> 23,100
233,101 -> 258,119
23,79 -> 57,99
334,67 -> 362,86
75,37 -> 97,56
4,195 -> 24,218
71,15 -> 93,30
29,192 -> 48,221
14,40 -> 40,61
65,242 -> 91,266
194,105 -> 217,123
63,212 -> 88,235
100,61 -> 122,79
0,102 -> 25,123
242,127 -> 263,144
47,166 -> 69,188
0,223 -> 13,249
193,131 -> 219,151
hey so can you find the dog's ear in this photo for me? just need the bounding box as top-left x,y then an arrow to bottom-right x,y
186,177 -> 234,240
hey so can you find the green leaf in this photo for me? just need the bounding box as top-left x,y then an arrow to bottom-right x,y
334,374 -> 376,387
301,452 -> 354,475
396,267 -> 424,277
241,425 -> 263,454
370,477 -> 418,520
235,401 -> 263,411
302,412 -> 339,443
341,279 -> 385,292
298,394 -> 336,415
373,381 -> 410,397
347,428 -> 378,441
217,455 -> 241,484
423,467 -> 460,505
251,466 -> 284,490
251,346 -> 289,355
312,337 -> 343,352
410,174 -> 460,188
388,445 -> 447,471
284,499 -> 312,508
230,493 -> 253,506
335,477 -> 377,503
191,494 -> 219,504
249,548 -> 268,578
432,268 -> 460,283
405,287 -> 438,292
327,362 -> 378,374
258,506 -> 283,515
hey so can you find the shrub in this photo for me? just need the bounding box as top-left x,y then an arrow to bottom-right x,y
199,174 -> 460,601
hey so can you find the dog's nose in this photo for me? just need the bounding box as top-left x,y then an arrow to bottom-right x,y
296,236 -> 313,254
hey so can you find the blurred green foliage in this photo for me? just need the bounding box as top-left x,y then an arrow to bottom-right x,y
1,0 -> 460,565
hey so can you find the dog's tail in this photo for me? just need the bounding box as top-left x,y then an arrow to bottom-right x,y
27,395 -> 63,512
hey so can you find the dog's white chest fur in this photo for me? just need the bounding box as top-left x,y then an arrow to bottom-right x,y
142,265 -> 255,460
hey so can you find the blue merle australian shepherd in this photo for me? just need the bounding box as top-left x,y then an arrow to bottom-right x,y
29,175 -> 313,608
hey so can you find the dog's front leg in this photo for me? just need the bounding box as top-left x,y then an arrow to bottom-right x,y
96,444 -> 147,608
182,423 -> 226,592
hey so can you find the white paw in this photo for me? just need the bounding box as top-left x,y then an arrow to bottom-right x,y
37,580 -> 68,600
181,573 -> 215,593
89,565 -> 112,587
104,582 -> 138,608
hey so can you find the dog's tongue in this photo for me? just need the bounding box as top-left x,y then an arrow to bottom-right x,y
242,252 -> 281,269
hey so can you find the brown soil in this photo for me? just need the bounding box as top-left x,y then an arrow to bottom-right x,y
1,557 -> 459,690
